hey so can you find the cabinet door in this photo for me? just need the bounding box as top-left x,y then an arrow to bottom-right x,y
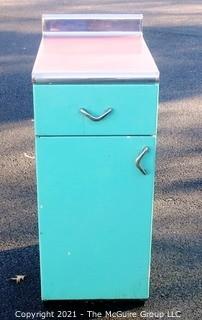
36,136 -> 156,300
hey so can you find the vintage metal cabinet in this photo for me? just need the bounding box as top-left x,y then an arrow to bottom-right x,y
32,14 -> 159,301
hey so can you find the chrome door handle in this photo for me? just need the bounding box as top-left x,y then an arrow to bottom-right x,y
135,146 -> 149,175
80,107 -> 112,121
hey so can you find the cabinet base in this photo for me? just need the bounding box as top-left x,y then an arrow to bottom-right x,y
42,298 -> 147,308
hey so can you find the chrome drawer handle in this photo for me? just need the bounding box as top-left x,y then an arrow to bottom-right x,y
135,146 -> 149,175
80,107 -> 112,121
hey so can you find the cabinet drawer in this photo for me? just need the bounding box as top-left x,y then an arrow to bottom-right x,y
33,84 -> 158,136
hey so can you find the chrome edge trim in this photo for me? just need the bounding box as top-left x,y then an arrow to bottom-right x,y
42,13 -> 143,20
42,31 -> 143,37
32,76 -> 159,84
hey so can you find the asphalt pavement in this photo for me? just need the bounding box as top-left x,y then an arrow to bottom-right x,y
0,1 -> 202,320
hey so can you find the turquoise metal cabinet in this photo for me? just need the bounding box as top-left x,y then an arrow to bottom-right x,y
32,14 -> 159,301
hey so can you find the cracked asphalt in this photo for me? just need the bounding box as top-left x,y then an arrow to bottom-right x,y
0,1 -> 201,319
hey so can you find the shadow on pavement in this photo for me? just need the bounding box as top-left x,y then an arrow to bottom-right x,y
0,245 -> 144,319
0,236 -> 201,319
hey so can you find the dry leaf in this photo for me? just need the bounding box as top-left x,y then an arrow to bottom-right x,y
10,275 -> 26,284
